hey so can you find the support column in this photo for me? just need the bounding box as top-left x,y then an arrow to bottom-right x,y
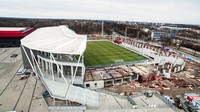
163,69 -> 166,74
71,66 -> 73,80
174,67 -> 177,73
53,98 -> 55,106
44,52 -> 47,57
112,80 -> 114,85
181,62 -> 185,70
178,66 -> 181,72
41,60 -> 44,71
166,52 -> 169,57
38,57 -> 41,66
60,54 -> 62,60
61,65 -> 63,77
170,63 -> 173,68
51,60 -> 54,79
30,51 -> 37,75
156,66 -> 159,70
162,64 -> 165,68
45,61 -> 48,74
157,71 -> 160,76
57,65 -> 60,77
168,69 -> 171,74
81,66 -> 85,80
48,62 -> 51,74
167,64 -> 170,69
136,74 -> 139,80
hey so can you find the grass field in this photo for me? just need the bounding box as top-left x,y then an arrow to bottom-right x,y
84,41 -> 146,66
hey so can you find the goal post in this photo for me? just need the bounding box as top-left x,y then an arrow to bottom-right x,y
115,59 -> 124,63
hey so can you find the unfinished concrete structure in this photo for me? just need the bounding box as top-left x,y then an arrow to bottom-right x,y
122,37 -> 185,77
84,65 -> 140,89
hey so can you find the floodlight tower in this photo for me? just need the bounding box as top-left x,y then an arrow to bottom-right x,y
101,20 -> 104,36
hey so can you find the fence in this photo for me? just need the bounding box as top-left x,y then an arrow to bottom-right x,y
86,59 -> 147,68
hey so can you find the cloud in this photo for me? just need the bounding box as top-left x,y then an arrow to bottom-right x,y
0,0 -> 199,24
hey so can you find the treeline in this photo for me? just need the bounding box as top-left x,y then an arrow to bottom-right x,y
161,37 -> 200,52
182,41 -> 200,52
0,18 -> 148,38
0,18 -> 117,34
0,18 -> 103,34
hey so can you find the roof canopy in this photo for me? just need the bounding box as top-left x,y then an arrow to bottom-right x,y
0,27 -> 27,31
0,27 -> 34,38
21,25 -> 87,55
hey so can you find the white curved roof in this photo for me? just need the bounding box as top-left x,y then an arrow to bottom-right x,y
21,25 -> 87,55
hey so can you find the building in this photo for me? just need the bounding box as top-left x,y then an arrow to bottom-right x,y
84,65 -> 139,89
130,66 -> 153,83
151,32 -> 176,40
159,26 -> 191,31
184,93 -> 200,110
21,25 -> 99,107
0,27 -> 34,47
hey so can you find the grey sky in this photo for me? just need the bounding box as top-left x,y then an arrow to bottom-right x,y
0,0 -> 199,24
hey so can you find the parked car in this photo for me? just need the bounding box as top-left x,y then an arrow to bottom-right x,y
16,68 -> 27,75
42,90 -> 49,97
10,54 -> 18,58
19,74 -> 29,80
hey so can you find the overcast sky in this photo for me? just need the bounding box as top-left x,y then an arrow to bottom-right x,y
0,0 -> 199,24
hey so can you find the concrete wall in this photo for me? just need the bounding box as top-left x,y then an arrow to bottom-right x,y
21,46 -> 32,69
84,80 -> 104,89
48,106 -> 86,111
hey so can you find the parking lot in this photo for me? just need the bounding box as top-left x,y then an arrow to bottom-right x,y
0,47 -> 47,112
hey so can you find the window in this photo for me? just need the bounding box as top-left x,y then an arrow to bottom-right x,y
86,84 -> 90,87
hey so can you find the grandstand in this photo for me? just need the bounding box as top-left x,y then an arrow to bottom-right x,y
21,25 -> 99,107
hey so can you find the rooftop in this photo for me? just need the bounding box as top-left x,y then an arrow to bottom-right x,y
21,25 -> 87,55
0,27 -> 27,31
0,27 -> 34,38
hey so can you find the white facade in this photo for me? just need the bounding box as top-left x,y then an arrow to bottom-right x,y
20,25 -> 100,107
84,80 -> 104,89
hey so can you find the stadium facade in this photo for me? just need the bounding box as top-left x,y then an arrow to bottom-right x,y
21,25 -> 99,107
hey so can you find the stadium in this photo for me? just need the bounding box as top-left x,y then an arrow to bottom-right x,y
21,25 -> 185,109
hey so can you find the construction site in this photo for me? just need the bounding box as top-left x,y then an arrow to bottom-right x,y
84,35 -> 200,112
0,19 -> 199,112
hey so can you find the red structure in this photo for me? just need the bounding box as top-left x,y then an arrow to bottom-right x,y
114,37 -> 122,44
0,27 -> 34,47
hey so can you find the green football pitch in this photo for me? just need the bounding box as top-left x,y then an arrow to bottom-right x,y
84,41 -> 146,66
